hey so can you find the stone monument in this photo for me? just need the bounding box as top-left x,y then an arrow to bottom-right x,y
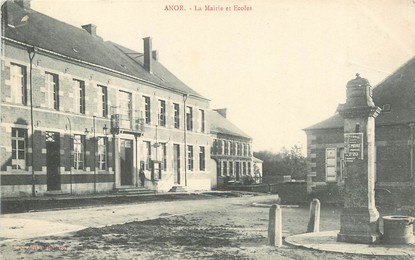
336,74 -> 381,244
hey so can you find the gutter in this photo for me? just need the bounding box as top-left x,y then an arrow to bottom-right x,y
2,36 -> 210,102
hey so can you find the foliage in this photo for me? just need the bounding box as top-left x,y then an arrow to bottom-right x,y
253,145 -> 307,180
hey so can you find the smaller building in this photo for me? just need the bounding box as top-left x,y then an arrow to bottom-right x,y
209,109 -> 255,188
253,157 -> 263,183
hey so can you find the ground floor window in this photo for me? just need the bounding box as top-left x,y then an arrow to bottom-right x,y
222,161 -> 228,176
187,145 -> 194,171
199,146 -> 205,171
229,161 -> 234,176
11,128 -> 27,170
144,141 -> 151,170
325,147 -> 345,182
162,143 -> 167,171
97,138 -> 107,170
73,135 -> 85,170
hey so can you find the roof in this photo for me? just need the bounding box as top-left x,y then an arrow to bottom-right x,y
253,157 -> 263,163
208,110 -> 251,139
2,1 -> 206,99
305,56 -> 415,130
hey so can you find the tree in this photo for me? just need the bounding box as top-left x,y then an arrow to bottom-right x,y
254,145 -> 307,180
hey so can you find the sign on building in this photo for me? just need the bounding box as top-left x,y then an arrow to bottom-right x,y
344,133 -> 363,163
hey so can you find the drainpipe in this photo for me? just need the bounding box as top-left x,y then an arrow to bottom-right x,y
93,116 -> 97,194
66,116 -> 73,195
28,46 -> 36,197
410,123 -> 415,180
183,94 -> 189,187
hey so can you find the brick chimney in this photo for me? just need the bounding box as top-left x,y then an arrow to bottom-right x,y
15,0 -> 31,10
152,50 -> 158,61
143,37 -> 152,72
214,108 -> 227,118
81,24 -> 97,36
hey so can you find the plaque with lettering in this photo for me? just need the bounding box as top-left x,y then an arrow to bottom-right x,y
344,133 -> 363,162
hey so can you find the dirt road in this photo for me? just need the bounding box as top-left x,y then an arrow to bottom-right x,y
0,194 -> 409,259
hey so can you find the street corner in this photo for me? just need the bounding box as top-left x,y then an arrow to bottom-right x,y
0,218 -> 85,242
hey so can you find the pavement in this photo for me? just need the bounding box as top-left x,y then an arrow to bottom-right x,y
286,231 -> 415,257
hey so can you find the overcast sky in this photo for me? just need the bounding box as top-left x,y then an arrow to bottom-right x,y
31,0 -> 415,153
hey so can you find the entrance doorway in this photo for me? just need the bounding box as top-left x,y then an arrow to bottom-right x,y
120,139 -> 133,186
46,132 -> 60,191
173,144 -> 180,184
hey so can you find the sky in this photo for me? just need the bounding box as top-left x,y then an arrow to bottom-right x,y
31,0 -> 415,154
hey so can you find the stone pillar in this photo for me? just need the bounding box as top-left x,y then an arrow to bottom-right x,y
268,204 -> 282,247
336,74 -> 381,244
307,199 -> 320,233
114,135 -> 121,188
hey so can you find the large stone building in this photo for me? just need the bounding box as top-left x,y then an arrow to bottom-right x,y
304,58 -> 415,205
1,0 -> 214,197
209,109 -> 255,188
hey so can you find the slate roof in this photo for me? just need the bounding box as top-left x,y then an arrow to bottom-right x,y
1,1 -> 206,99
208,110 -> 251,139
305,57 -> 415,130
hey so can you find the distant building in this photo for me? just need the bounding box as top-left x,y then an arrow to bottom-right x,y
1,0 -> 213,197
304,58 -> 415,204
209,109 -> 255,187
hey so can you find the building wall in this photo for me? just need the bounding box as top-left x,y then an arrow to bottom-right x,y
211,133 -> 254,188
306,122 -> 415,205
1,41 -> 213,197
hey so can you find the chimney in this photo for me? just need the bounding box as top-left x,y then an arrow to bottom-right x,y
15,0 -> 31,10
214,108 -> 227,118
143,37 -> 152,72
81,24 -> 97,36
152,50 -> 158,61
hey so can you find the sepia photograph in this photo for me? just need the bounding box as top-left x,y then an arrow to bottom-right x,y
1,0 -> 415,258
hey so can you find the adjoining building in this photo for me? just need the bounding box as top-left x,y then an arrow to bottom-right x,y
1,0 -> 214,197
304,58 -> 415,205
209,109 -> 257,188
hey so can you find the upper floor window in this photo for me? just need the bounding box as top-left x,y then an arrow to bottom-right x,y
143,96 -> 151,124
186,106 -> 193,131
158,100 -> 166,127
74,79 -> 85,114
237,143 -> 242,156
119,91 -> 132,128
10,63 -> 27,105
230,142 -> 236,155
98,85 -> 108,117
199,109 -> 205,133
73,134 -> 85,170
224,141 -> 229,155
45,72 -> 59,110
173,103 -> 180,129
11,128 -> 26,170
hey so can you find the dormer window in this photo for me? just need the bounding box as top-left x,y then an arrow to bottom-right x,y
382,104 -> 391,112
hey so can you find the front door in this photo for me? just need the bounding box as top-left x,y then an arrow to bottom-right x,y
46,132 -> 60,191
120,139 -> 133,185
173,144 -> 180,184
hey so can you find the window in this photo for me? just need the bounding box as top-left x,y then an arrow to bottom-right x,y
97,138 -> 107,170
218,140 -> 223,155
162,143 -> 167,171
243,162 -> 247,175
73,134 -> 85,170
229,161 -> 233,176
224,141 -> 229,155
325,148 -> 337,182
199,109 -> 205,132
173,103 -> 180,129
11,128 -> 26,169
74,79 -> 85,114
212,140 -> 217,155
230,142 -> 236,155
119,91 -> 132,128
237,143 -> 242,156
248,162 -> 251,175
158,100 -> 166,127
143,96 -> 151,124
186,106 -> 193,131
45,72 -> 59,110
187,145 -> 194,171
144,141 -> 151,170
222,161 -> 228,176
243,144 -> 247,156
10,64 -> 27,105
98,85 -> 108,117
199,146 -> 205,171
